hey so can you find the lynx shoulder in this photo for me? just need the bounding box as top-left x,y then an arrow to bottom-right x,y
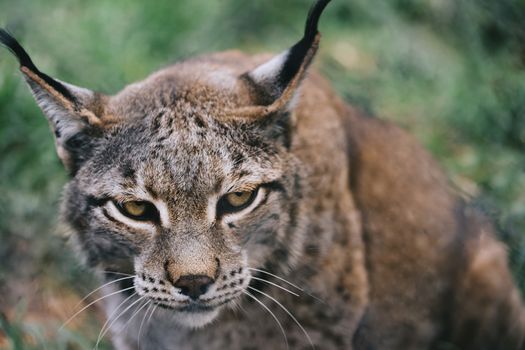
1,0 -> 524,349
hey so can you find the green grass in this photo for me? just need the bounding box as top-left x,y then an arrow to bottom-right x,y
0,0 -> 524,348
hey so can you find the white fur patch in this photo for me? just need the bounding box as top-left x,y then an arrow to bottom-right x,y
205,70 -> 237,90
207,194 -> 218,223
249,50 -> 289,84
172,309 -> 220,329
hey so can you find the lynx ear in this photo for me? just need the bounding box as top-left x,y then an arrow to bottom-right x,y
239,0 -> 331,116
0,29 -> 108,174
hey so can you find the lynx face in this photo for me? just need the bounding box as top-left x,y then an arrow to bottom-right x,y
0,0 -> 329,329
64,99 -> 296,327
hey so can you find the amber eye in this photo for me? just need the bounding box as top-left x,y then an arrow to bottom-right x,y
123,201 -> 146,216
226,191 -> 253,207
217,188 -> 259,216
115,200 -> 159,222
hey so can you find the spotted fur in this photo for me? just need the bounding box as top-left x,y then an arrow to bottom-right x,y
2,0 -> 525,349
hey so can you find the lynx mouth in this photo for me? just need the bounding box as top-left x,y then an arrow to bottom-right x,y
152,300 -> 224,328
154,301 -> 216,313
153,296 -> 236,313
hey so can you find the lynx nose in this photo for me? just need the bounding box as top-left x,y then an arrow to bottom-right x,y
174,275 -> 214,300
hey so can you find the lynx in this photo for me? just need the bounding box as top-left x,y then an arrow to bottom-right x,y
2,0 -> 525,349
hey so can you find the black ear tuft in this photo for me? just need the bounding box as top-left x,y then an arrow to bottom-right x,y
231,0 -> 332,128
304,0 -> 331,40
242,0 -> 332,114
0,28 -> 77,104
1,28 -> 106,174
0,29 -> 39,71
277,0 -> 331,89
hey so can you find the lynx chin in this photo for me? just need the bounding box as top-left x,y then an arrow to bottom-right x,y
2,0 -> 525,349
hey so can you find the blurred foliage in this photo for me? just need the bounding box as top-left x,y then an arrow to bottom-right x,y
0,0 -> 524,348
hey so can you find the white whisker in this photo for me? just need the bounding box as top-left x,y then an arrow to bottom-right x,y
72,276 -> 136,314
95,295 -> 145,349
248,267 -> 304,291
248,267 -> 325,304
120,299 -> 150,334
146,303 -> 157,327
250,276 -> 299,297
243,291 -> 289,350
249,286 -> 315,349
94,292 -> 137,349
60,285 -> 136,330
138,302 -> 153,350
103,271 -> 135,277
141,302 -> 159,348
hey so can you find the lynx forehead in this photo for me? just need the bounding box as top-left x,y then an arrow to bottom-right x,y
2,0 -> 525,349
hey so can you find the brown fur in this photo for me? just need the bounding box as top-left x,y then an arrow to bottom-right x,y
1,1 -> 524,348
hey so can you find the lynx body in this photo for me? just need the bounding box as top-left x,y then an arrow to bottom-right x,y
1,0 -> 524,349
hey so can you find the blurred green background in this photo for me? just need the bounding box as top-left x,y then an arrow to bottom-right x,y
0,0 -> 524,348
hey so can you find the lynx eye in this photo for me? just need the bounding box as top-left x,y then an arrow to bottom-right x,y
226,191 -> 253,207
114,200 -> 159,222
217,188 -> 259,216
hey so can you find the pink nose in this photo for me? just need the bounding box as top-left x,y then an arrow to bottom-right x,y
173,275 -> 214,299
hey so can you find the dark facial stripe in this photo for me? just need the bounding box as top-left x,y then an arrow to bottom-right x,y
101,207 -> 122,226
101,206 -> 148,232
86,195 -> 110,208
145,184 -> 158,199
262,180 -> 286,194
288,173 -> 301,230
267,173 -> 301,271
120,162 -> 136,179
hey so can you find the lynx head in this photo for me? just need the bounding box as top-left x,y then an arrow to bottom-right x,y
1,0 -> 331,328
